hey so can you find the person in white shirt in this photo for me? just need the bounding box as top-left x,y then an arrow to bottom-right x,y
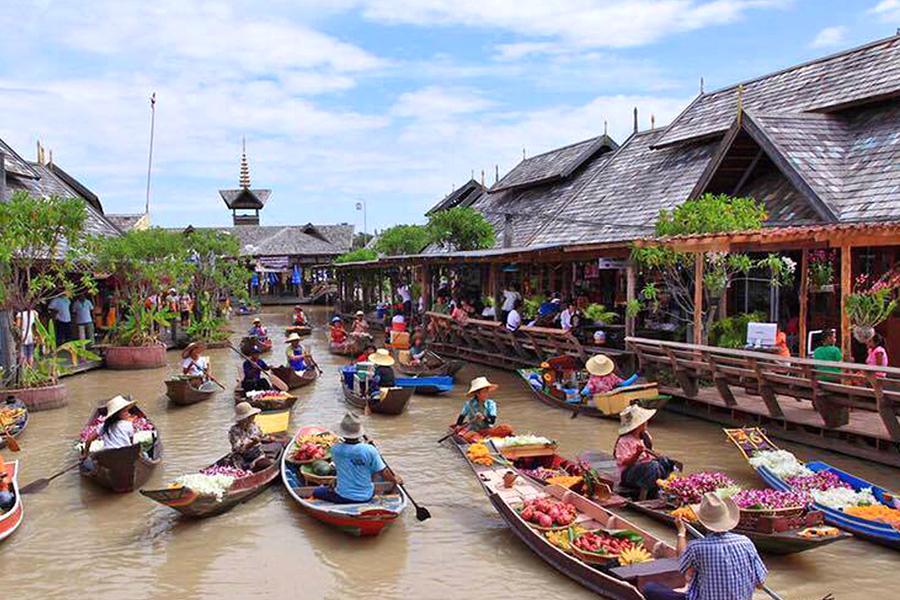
48,294 -> 72,343
397,282 -> 412,317
181,342 -> 210,380
71,294 -> 95,342
506,298 -> 522,332
560,300 -> 578,331
16,308 -> 39,367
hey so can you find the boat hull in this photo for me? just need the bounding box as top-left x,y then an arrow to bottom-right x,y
0,461 -> 23,542
394,376 -> 453,395
284,325 -> 312,337
240,337 -> 272,355
79,406 -> 162,493
165,378 -> 216,406
341,380 -> 412,415
270,366 -> 318,391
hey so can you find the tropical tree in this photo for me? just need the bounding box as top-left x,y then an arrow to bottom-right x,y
426,207 -> 495,251
335,248 -> 377,264
375,224 -> 430,256
0,192 -> 96,386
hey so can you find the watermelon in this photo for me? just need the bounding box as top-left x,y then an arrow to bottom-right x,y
312,460 -> 333,477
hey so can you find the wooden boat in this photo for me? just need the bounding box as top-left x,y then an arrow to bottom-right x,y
79,405 -> 162,493
394,375 -> 453,395
0,460 -> 23,543
451,437 -> 684,599
164,377 -> 217,406
271,366 -> 319,390
329,340 -> 356,356
140,436 -> 288,518
0,396 -> 28,450
240,336 -> 272,355
518,366 -> 669,419
233,388 -> 298,411
395,352 -> 464,378
727,427 -> 900,550
281,425 -> 408,536
284,325 -> 312,337
341,378 -> 413,416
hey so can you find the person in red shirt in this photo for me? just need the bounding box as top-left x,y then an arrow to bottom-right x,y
355,344 -> 376,364
330,317 -> 347,344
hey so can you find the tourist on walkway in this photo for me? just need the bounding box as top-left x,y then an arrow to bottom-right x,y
812,329 -> 842,381
865,333 -> 888,378
643,493 -> 768,600
397,281 -> 412,317
505,298 -> 522,332
614,405 -> 676,499
241,346 -> 272,392
72,294 -> 95,343
15,308 -> 39,368
500,284 -> 520,324
451,298 -> 469,325
179,291 -> 193,326
230,402 -> 272,471
48,293 -> 72,344
181,342 -> 209,379
285,333 -> 307,372
432,294 -> 450,315
367,349 -> 396,398
312,413 -> 401,504
559,300 -> 580,332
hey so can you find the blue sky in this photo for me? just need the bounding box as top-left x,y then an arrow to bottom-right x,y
0,1 -> 897,233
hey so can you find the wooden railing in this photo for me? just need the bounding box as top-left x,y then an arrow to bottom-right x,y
627,336 -> 900,441
427,312 -> 633,371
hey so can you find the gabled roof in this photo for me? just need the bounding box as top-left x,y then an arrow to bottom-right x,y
426,179 -> 486,215
0,137 -> 40,179
106,213 -> 148,231
190,223 -> 354,258
490,134 -> 618,193
48,163 -> 103,213
654,35 -> 900,148
219,188 -> 271,209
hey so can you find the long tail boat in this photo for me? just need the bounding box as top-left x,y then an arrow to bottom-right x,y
79,405 -> 162,493
726,427 -> 900,550
0,460 -> 23,543
164,377 -> 217,406
140,436 -> 287,518
281,425 -> 407,536
394,375 -> 454,395
0,396 -> 28,450
451,437 -> 684,599
340,377 -> 412,416
270,366 -> 318,391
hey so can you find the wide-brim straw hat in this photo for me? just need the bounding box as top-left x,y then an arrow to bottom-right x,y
234,401 -> 261,422
252,317 -> 261,324
690,492 -> 740,532
285,333 -> 303,343
618,404 -> 657,435
586,354 -> 615,376
467,376 -> 499,396
181,341 -> 205,359
355,310 -> 365,318
337,412 -> 363,439
105,395 -> 135,418
369,349 -> 395,366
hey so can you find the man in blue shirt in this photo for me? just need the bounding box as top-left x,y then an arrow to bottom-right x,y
241,347 -> 271,392
313,413 -> 401,504
643,492 -> 768,600
48,293 -> 72,344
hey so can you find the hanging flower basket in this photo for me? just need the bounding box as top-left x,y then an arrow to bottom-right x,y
852,325 -> 875,344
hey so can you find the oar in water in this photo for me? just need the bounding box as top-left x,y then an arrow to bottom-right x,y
365,436 -> 430,522
227,343 -> 288,392
305,353 -> 323,375
20,462 -> 81,494
188,359 -> 226,391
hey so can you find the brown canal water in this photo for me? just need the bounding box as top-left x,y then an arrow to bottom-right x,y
6,306 -> 897,599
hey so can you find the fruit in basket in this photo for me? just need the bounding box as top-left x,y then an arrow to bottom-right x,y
291,442 -> 327,462
311,460 -> 335,477
574,531 -> 635,555
519,498 -> 578,527
618,546 -> 652,566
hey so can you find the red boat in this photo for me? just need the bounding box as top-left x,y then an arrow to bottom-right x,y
0,460 -> 24,543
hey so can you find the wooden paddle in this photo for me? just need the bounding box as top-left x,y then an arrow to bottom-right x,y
365,436 -> 431,522
0,426 -> 20,452
20,461 -> 80,494
227,344 -> 288,392
304,353 -> 323,375
437,425 -> 468,444
188,359 -> 226,390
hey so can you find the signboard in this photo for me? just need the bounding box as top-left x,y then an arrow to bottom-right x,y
597,258 -> 626,270
257,256 -> 290,270
746,322 -> 777,347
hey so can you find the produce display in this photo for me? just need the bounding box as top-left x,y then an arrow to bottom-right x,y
289,431 -> 338,463
658,471 -> 736,505
0,406 -> 26,433
670,505 -> 698,522
246,390 -> 293,400
520,466 -> 567,481
748,450 -> 813,479
732,489 -> 808,511
572,530 -> 647,563
290,442 -> 329,463
518,498 -> 578,528
172,473 -> 237,501
465,443 -> 494,466
842,505 -> 900,528
544,524 -> 589,552
489,434 -> 555,449
545,475 -> 583,489
309,460 -> 336,477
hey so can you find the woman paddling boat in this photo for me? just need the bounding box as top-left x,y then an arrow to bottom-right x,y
453,377 -> 513,441
284,333 -> 308,372
230,402 -> 274,471
181,342 -> 211,381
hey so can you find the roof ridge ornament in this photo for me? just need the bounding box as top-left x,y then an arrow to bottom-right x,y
240,136 -> 251,189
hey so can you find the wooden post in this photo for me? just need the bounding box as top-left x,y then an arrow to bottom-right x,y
840,244 -> 851,358
799,248 -> 809,358
693,253 -> 704,345
419,264 -> 431,312
488,263 -> 500,321
625,262 -> 636,338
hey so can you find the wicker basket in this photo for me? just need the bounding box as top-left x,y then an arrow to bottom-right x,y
738,508 -> 823,534
300,464 -> 337,485
571,544 -> 620,567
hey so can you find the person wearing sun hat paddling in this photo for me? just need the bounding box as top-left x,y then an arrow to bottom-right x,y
613,404 -> 676,500
284,333 -> 307,372
247,316 -> 268,341
330,316 -> 348,344
241,345 -> 272,392
453,377 -> 513,441
230,402 -> 273,471
312,412 -> 402,504
367,349 -> 396,399
181,341 -> 210,380
642,492 -> 768,600
292,305 -> 307,326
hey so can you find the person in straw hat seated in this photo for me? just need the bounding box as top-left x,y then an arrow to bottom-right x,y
643,493 -> 768,600
367,349 -> 396,399
247,317 -> 268,341
82,395 -> 140,454
580,354 -> 638,398
284,333 -> 307,373
312,413 -> 402,504
230,402 -> 273,471
242,346 -> 272,392
454,377 -> 513,441
613,405 -> 676,499
351,310 -> 369,335
292,305 -> 307,326
181,341 -> 210,381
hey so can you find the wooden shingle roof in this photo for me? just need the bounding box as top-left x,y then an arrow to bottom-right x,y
426,179 -> 486,215
0,137 -> 40,180
192,224 -> 354,258
219,188 -> 271,209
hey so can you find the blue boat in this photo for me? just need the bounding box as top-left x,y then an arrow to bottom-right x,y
394,376 -> 454,395
727,427 -> 900,550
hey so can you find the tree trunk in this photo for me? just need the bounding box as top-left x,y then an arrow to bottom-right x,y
0,311 -> 16,384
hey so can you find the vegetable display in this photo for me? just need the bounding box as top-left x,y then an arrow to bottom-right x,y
518,498 -> 578,528
291,443 -> 328,463
544,525 -> 589,553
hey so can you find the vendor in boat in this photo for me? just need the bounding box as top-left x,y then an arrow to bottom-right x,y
242,346 -> 272,392
292,305 -> 307,326
247,317 -> 268,341
355,343 -> 377,364
230,402 -> 273,471
81,395 -> 140,456
0,453 -> 14,511
330,316 -> 348,344
454,377 -> 512,440
351,310 -> 369,335
613,405 -> 676,499
409,332 -> 427,363
580,354 -> 638,397
312,413 -> 401,504
643,493 -> 768,600
181,342 -> 209,380
367,349 -> 396,398
285,333 -> 307,372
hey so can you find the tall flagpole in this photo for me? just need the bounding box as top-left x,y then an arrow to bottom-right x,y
145,92 -> 157,216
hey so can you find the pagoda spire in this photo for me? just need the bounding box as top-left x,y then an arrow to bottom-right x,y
239,137 -> 251,189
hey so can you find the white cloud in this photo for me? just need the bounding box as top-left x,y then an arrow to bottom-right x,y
392,86 -> 495,118
871,0 -> 900,21
810,26 -> 847,48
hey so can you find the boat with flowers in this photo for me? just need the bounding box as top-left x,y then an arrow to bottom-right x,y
78,404 -> 162,493
281,425 -> 408,537
518,356 -> 669,419
0,460 -> 23,543
140,434 -> 288,517
451,435 -> 685,599
726,427 -> 900,550
0,396 -> 28,450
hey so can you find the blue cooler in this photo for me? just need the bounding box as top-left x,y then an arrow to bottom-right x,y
342,366 -> 356,388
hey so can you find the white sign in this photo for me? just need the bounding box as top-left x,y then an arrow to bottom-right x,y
597,258 -> 626,270
746,322 -> 777,347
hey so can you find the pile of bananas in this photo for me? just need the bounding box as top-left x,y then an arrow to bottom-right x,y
618,546 -> 653,565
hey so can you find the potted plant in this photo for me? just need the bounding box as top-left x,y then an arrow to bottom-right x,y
846,273 -> 899,343
583,303 -> 618,325
808,250 -> 835,293
0,192 -> 96,410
